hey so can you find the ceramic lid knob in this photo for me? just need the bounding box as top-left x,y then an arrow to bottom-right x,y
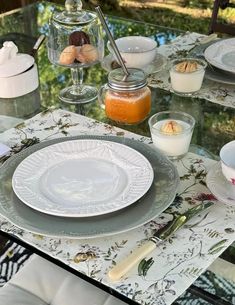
52,0 -> 96,25
0,41 -> 35,78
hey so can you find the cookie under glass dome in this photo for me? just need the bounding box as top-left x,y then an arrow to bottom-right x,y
48,0 -> 104,104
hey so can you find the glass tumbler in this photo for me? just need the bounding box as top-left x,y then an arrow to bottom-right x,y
148,111 -> 195,159
170,58 -> 207,96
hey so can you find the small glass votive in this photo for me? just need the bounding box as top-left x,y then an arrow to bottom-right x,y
170,58 -> 207,96
148,111 -> 195,159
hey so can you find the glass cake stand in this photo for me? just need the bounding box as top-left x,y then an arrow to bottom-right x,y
48,0 -> 104,104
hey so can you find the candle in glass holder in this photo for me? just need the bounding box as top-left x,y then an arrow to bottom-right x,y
170,58 -> 207,95
149,111 -> 195,159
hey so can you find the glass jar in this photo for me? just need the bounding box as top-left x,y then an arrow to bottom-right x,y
99,68 -> 151,124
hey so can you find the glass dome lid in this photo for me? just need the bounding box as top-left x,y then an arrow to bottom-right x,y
53,0 -> 97,25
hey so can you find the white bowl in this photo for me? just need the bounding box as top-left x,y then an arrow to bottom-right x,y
107,36 -> 157,69
220,140 -> 235,185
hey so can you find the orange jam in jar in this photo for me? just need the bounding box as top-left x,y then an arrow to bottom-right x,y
105,87 -> 151,124
100,68 -> 151,125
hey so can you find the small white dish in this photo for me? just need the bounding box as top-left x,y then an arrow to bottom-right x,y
12,139 -> 154,217
0,143 -> 11,157
0,115 -> 23,133
101,52 -> 167,75
204,38 -> 235,74
107,36 -> 157,69
206,162 -> 235,205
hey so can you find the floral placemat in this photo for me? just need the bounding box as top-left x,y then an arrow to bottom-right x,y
0,109 -> 235,305
149,32 -> 235,109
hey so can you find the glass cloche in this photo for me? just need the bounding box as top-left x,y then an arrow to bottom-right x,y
48,0 -> 104,104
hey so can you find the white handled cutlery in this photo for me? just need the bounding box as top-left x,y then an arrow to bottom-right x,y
108,201 -> 214,281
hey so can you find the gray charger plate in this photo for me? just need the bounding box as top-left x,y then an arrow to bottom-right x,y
205,65 -> 235,85
0,135 -> 179,239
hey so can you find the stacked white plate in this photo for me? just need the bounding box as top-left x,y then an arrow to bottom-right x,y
0,136 -> 179,238
204,38 -> 235,84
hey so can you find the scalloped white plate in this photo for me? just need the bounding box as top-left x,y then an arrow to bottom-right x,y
204,38 -> 235,74
12,139 -> 154,217
206,162 -> 235,205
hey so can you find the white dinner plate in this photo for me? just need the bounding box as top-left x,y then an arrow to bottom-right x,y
12,139 -> 154,217
204,38 -> 235,74
206,162 -> 235,206
101,53 -> 167,75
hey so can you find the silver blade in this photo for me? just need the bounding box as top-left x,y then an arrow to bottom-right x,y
151,201 -> 214,243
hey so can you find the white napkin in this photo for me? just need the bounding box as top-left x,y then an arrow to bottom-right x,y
0,143 -> 11,157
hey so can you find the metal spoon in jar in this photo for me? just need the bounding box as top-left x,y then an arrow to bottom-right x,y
30,34 -> 46,58
95,6 -> 129,77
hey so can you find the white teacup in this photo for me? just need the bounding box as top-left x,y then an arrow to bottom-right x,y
220,140 -> 235,185
107,36 -> 157,69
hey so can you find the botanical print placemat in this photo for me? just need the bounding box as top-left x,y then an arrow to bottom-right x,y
149,32 -> 235,109
0,109 -> 235,305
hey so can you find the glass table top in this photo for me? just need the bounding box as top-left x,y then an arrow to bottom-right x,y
0,2 -> 234,305
0,2 -> 234,158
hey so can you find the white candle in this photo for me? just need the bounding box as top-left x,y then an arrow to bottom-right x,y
170,58 -> 206,94
151,119 -> 193,157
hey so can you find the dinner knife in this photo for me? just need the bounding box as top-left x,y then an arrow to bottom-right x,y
188,33 -> 218,55
108,201 -> 214,281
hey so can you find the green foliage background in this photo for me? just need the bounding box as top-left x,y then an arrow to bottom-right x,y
0,1 -> 234,155
52,0 -> 235,34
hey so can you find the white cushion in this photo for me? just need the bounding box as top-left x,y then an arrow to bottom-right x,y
0,284 -> 47,305
208,257 -> 235,283
9,255 -> 68,304
0,255 -> 127,305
